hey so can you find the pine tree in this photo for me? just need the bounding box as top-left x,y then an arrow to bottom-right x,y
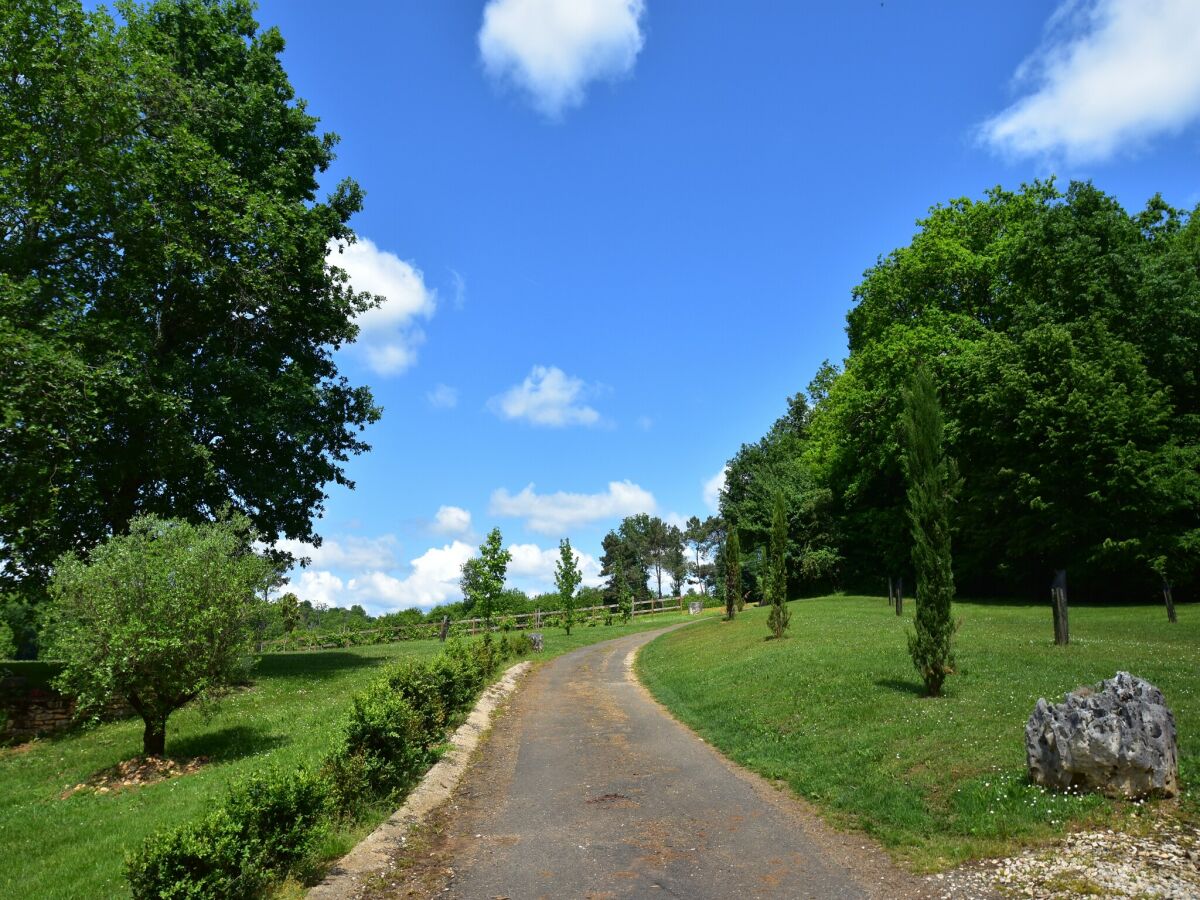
766,495 -> 790,639
900,367 -> 958,697
724,526 -> 741,620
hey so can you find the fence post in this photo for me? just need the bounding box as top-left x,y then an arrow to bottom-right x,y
1051,570 -> 1070,645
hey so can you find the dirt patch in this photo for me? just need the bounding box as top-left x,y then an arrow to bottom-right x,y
61,755 -> 209,798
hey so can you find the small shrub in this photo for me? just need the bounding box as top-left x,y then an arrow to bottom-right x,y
127,768 -> 328,899
340,681 -> 426,795
382,660 -> 447,741
319,749 -> 374,820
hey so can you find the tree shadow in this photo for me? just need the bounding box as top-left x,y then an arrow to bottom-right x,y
254,650 -> 385,679
873,677 -> 927,697
168,724 -> 287,762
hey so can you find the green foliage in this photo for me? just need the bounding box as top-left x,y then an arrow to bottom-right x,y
460,528 -> 511,627
723,526 -> 741,620
765,496 -> 790,638
616,575 -> 634,623
336,681 -> 425,798
126,768 -> 328,900
0,619 -> 14,659
555,538 -> 583,635
722,180 -> 1200,602
0,0 -> 380,597
46,514 -> 274,755
900,368 -> 958,696
278,593 -> 301,635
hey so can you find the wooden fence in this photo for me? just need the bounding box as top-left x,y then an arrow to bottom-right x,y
262,598 -> 685,652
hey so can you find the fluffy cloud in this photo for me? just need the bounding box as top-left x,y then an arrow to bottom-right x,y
347,541 -> 475,611
507,541 -> 603,588
426,384 -> 459,409
980,0 -> 1200,162
276,535 -> 399,571
432,505 -> 473,536
288,569 -> 345,607
478,0 -> 646,117
329,237 -> 436,375
703,465 -> 728,512
490,365 -> 601,427
490,479 -> 656,534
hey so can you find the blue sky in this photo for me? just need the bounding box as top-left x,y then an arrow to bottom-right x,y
246,0 -> 1200,612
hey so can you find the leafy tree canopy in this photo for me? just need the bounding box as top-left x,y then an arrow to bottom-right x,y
0,0 -> 380,595
46,514 -> 274,755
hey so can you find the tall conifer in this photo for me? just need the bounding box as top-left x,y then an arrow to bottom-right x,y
900,367 -> 958,696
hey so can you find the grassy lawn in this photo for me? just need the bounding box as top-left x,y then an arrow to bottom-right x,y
637,596 -> 1198,872
0,609 -> 699,899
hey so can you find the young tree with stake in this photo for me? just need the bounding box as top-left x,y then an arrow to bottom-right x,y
556,538 -> 583,635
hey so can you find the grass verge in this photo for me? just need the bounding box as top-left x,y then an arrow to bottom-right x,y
0,609 -> 699,899
636,596 -> 1197,872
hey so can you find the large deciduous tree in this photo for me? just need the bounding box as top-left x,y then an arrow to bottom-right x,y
900,368 -> 958,696
0,0 -> 380,599
46,514 -> 274,756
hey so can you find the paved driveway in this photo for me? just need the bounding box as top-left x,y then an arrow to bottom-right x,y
400,624 -> 934,899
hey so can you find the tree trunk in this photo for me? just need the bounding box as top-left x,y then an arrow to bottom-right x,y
1051,587 -> 1070,646
143,716 -> 167,757
1163,580 -> 1177,624
895,577 -> 903,616
887,577 -> 894,608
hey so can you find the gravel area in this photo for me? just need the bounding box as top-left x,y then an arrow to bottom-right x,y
930,820 -> 1200,899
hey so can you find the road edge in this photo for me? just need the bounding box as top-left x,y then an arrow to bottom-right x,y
307,660 -> 532,899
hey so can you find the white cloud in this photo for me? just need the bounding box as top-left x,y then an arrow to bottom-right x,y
703,465 -> 728,512
980,0 -> 1200,162
288,570 -> 345,608
490,479 -> 656,534
507,541 -> 604,589
277,535 -> 400,571
490,365 -> 601,427
427,384 -> 459,409
432,505 -> 473,536
478,0 -> 646,117
329,237 -> 437,375
636,415 -> 653,431
348,541 -> 475,611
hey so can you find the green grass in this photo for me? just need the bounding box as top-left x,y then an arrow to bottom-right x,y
637,596 -> 1198,872
0,609 -> 700,899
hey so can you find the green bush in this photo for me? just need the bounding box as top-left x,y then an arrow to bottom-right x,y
381,659 -> 448,741
340,680 -> 426,795
127,768 -> 327,899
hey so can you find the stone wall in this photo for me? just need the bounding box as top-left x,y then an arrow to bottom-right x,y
1,676 -> 131,743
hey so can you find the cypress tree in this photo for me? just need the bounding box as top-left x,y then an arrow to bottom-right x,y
724,526 -> 741,620
900,367 -> 958,696
766,494 -> 790,639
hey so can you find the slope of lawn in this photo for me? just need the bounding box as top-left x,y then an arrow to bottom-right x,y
637,596 -> 1198,872
0,609 -> 700,899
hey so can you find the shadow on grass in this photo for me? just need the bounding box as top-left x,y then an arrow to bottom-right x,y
873,677 -> 926,697
168,724 -> 287,762
253,651 -> 386,679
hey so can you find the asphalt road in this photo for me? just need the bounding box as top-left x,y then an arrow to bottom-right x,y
407,624 -> 933,900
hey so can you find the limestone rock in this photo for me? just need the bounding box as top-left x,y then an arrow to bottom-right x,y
1025,671 -> 1178,798
529,632 -> 544,652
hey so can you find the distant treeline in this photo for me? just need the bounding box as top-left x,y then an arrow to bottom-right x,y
719,181 -> 1199,604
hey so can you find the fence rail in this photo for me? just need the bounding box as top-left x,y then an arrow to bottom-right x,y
262,598 -> 687,652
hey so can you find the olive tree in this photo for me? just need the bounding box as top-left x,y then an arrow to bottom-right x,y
47,515 -> 274,756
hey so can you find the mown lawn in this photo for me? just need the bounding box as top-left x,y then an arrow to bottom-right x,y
637,596 -> 1198,872
0,609 -> 700,899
